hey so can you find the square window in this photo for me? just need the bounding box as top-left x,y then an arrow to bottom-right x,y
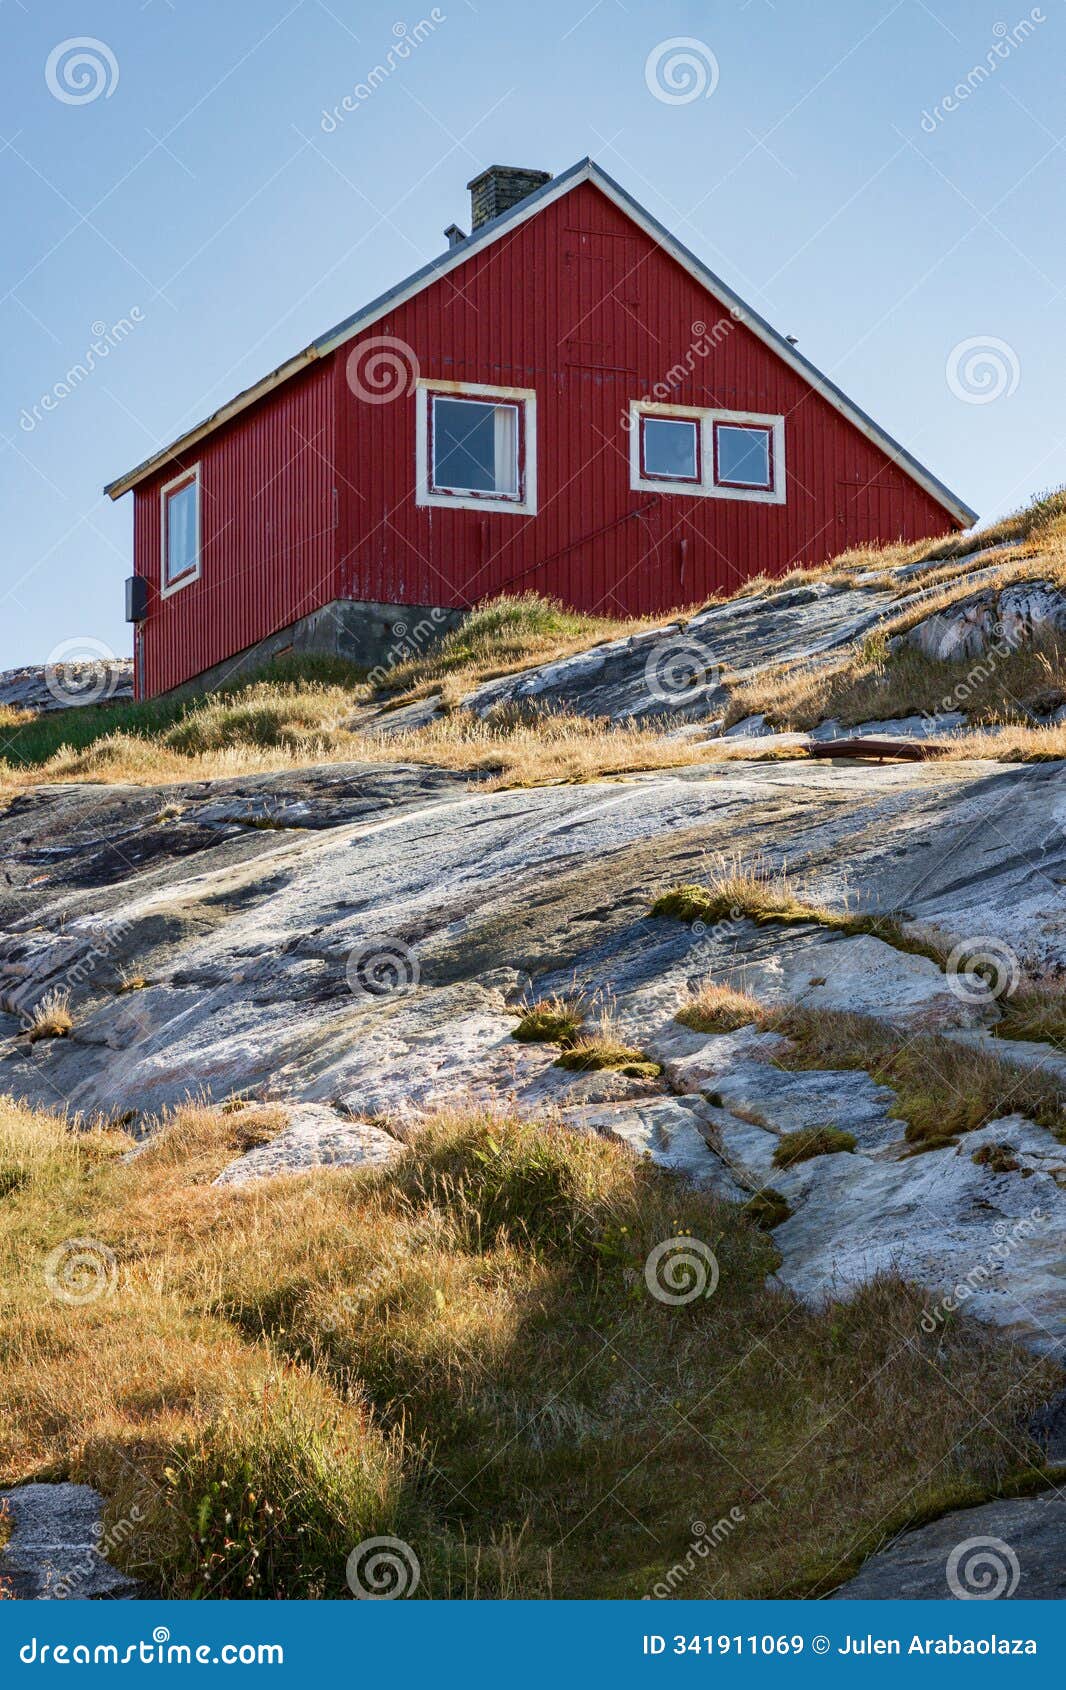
641,416 -> 700,482
431,396 -> 519,499
162,470 -> 200,590
714,423 -> 773,490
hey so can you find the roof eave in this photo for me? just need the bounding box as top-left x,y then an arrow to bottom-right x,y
104,161 -> 595,501
104,345 -> 322,500
104,155 -> 977,529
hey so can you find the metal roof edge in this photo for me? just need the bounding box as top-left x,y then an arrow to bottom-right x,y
104,154 -> 977,527
583,160 -> 978,528
104,160 -> 593,500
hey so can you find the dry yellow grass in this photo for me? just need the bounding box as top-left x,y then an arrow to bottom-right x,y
723,489 -> 1066,732
8,491 -> 1066,796
726,630 -> 1066,735
0,1094 -> 1057,1599
0,705 -> 34,730
676,982 -> 765,1033
0,704 -> 800,794
24,988 -> 73,1044
938,721 -> 1066,761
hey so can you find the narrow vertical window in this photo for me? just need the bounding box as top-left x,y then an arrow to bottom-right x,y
161,467 -> 201,593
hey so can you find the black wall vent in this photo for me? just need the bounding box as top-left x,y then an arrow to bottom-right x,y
125,575 -> 148,623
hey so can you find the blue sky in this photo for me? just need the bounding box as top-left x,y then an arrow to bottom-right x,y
2,0 -> 1063,669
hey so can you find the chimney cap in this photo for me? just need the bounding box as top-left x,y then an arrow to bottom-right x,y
444,223 -> 466,248
465,163 -> 552,191
466,164 -> 552,230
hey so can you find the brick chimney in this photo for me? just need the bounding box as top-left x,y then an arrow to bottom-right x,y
467,165 -> 551,231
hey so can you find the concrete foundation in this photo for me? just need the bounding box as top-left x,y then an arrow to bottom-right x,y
161,598 -> 465,698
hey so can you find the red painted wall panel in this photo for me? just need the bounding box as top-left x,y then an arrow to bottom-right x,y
133,365 -> 336,696
133,181 -> 957,696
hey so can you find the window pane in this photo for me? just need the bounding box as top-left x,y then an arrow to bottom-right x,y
166,480 -> 198,582
716,425 -> 771,487
493,405 -> 518,495
643,417 -> 698,480
433,398 -> 498,492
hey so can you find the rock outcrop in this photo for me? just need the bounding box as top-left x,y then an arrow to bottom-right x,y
895,580 -> 1066,663
0,1483 -> 139,1600
2,752 -> 1064,1357
831,1491 -> 1066,1600
0,660 -> 132,715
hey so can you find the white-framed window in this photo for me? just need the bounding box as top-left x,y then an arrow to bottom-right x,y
416,380 -> 537,515
628,403 -> 785,504
640,416 -> 701,484
160,463 -> 202,595
714,420 -> 774,492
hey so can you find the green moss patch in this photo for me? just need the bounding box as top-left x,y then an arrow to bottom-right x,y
772,1127 -> 857,1168
742,1187 -> 793,1229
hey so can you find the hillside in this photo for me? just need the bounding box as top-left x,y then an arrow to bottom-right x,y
1,492 -> 1065,1601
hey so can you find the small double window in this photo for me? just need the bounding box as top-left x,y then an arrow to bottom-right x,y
630,404 -> 785,503
713,421 -> 774,492
640,416 -> 701,484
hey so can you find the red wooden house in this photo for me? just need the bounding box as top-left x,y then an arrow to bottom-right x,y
106,158 -> 976,699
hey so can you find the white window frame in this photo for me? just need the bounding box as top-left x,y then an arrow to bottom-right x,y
159,462 -> 202,596
628,402 -> 786,505
416,379 -> 537,515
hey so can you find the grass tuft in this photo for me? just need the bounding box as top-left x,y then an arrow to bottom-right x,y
553,1037 -> 661,1076
652,859 -> 945,968
772,1126 -> 857,1168
994,982 -> 1066,1049
971,1142 -> 1022,1174
377,593 -> 689,707
24,989 -> 73,1044
741,1187 -> 793,1230
676,984 -> 765,1034
769,1006 -> 1066,1147
511,997 -> 584,1045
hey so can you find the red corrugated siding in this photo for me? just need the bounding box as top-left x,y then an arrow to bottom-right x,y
134,179 -> 958,695
133,365 -> 336,695
335,182 -> 955,617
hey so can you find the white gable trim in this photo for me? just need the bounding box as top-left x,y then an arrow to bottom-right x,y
106,159 -> 976,526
